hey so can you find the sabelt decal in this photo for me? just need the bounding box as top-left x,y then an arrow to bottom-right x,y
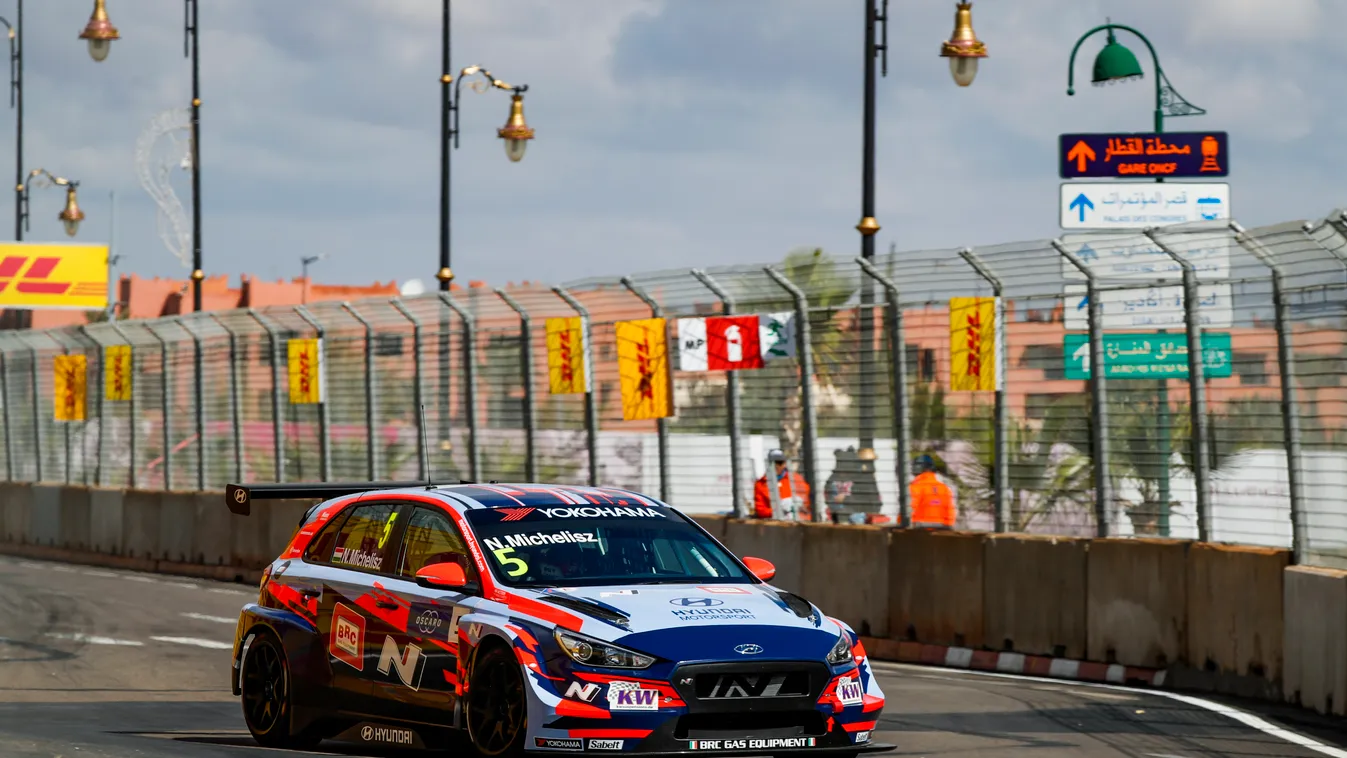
480,531 -> 598,550
836,676 -> 863,706
588,739 -> 624,750
566,681 -> 602,702
853,731 -> 872,744
535,737 -> 584,751
688,738 -> 817,751
607,681 -> 659,711
330,603 -> 365,671
376,636 -> 426,690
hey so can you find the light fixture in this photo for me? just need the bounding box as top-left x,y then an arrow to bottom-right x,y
1091,28 -> 1144,85
939,1 -> 987,87
498,92 -> 535,163
79,0 -> 120,63
59,185 -> 84,237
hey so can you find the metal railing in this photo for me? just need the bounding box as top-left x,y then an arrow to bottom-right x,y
6,210 -> 1347,567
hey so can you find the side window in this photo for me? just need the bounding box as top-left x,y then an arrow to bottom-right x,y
398,507 -> 478,582
330,502 -> 402,574
303,510 -> 351,564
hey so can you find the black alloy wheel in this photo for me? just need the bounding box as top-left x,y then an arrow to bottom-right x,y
466,645 -> 527,757
240,631 -> 321,750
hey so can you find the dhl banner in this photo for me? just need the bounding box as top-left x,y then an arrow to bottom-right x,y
53,354 -> 88,422
0,242 -> 109,310
615,318 -> 673,421
287,338 -> 324,404
546,317 -> 589,395
949,297 -> 1001,392
104,345 -> 132,401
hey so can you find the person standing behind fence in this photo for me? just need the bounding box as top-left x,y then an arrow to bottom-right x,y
909,454 -> 955,529
754,449 -> 811,520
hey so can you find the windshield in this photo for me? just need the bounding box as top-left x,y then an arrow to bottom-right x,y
464,505 -> 751,588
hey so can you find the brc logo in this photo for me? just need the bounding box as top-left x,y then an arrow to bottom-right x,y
0,256 -> 77,295
330,603 -> 365,671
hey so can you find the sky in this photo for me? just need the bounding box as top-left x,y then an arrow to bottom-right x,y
11,0 -> 1345,290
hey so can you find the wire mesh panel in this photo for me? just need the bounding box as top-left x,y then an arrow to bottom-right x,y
396,293 -> 469,481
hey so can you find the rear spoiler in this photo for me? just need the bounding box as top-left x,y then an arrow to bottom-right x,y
225,481 -> 460,517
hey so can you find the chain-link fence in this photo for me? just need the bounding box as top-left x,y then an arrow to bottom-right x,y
6,211 -> 1347,566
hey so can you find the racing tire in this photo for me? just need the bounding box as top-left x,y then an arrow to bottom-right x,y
466,644 -> 528,758
239,630 -> 322,751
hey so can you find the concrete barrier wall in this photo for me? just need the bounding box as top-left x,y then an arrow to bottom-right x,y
690,514 -> 727,543
6,483 -> 1347,716
983,534 -> 1087,659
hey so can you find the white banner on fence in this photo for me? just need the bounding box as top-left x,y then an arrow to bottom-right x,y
1063,282 -> 1234,330
677,318 -> 708,372
1058,232 -> 1231,282
759,312 -> 795,361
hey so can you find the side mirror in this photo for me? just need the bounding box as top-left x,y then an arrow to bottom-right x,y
415,561 -> 470,590
742,556 -> 776,582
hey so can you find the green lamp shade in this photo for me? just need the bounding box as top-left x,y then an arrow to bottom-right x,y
1092,36 -> 1144,84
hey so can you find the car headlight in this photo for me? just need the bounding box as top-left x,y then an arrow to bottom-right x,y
826,633 -> 853,665
554,628 -> 655,670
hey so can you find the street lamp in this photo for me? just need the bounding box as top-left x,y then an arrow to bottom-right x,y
78,0 -> 118,63
19,169 -> 84,237
939,1 -> 988,88
300,253 -> 325,304
0,3 -> 20,242
1066,22 -> 1206,135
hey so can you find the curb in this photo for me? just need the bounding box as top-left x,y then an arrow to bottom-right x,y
860,636 -> 1168,688
0,541 -> 263,585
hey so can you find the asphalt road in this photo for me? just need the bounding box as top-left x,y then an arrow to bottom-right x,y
2,554 -> 1346,758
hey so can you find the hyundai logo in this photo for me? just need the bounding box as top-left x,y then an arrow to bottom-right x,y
670,597 -> 724,607
734,644 -> 763,655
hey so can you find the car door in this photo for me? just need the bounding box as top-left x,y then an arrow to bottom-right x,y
375,505 -> 481,726
319,500 -> 412,715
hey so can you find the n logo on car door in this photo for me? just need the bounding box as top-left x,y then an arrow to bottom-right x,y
377,635 -> 426,691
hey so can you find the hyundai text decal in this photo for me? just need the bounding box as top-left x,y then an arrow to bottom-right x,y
672,607 -> 755,622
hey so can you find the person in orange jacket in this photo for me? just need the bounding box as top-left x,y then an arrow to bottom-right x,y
909,454 -> 955,529
753,449 -> 811,520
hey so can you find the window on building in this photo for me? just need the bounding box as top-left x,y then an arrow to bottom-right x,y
1020,344 -> 1065,381
1233,352 -> 1268,386
905,344 -> 936,383
375,333 -> 404,357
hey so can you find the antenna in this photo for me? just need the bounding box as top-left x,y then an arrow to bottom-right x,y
418,403 -> 432,488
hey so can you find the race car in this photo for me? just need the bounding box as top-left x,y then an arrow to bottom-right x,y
225,481 -> 892,756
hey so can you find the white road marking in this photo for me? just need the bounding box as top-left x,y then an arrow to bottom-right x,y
167,582 -> 200,589
46,632 -> 144,646
81,570 -> 117,578
127,576 -> 156,583
874,661 -> 1347,758
182,612 -> 235,625
150,636 -> 232,650
51,565 -> 76,573
19,562 -> 44,570
208,587 -> 250,596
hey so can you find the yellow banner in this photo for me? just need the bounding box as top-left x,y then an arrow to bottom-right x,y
949,297 -> 997,392
287,338 -> 324,404
546,317 -> 588,395
0,242 -> 108,310
616,318 -> 673,421
104,345 -> 132,401
53,354 -> 88,422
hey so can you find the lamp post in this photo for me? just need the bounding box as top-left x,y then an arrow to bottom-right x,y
437,0 -> 535,472
0,3 -> 18,243
1065,22 -> 1205,538
853,1 -> 986,515
78,0 -> 118,63
300,253 -> 325,304
19,169 -> 84,237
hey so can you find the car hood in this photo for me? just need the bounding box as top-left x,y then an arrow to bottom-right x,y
522,583 -> 844,660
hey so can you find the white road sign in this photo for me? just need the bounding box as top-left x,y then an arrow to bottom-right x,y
1060,183 -> 1230,230
1064,283 -> 1234,331
1058,232 -> 1231,282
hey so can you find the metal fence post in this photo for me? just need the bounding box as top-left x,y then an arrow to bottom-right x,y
294,306 -> 331,482
1053,240 -> 1112,537
438,292 -> 480,483
107,322 -> 136,489
80,326 -> 108,487
390,298 -> 427,480
553,286 -> 600,487
764,267 -> 822,523
496,289 -> 538,483
144,322 -> 173,491
208,314 -> 244,484
1145,230 -> 1211,541
342,302 -> 379,481
20,335 -> 43,482
0,342 -> 11,482
619,277 -> 671,503
857,258 -> 911,528
692,269 -> 746,518
1232,221 -> 1308,563
248,310 -> 285,483
958,248 -> 1009,532
177,317 -> 207,490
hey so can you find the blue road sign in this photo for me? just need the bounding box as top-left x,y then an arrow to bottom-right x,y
1068,192 -> 1094,223
1059,132 -> 1229,179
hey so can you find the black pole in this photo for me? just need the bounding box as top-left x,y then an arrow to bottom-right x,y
187,0 -> 202,312
855,0 -> 885,513
439,0 -> 452,290
11,0 -> 20,243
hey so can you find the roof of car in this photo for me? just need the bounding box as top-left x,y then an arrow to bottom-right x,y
373,483 -> 665,510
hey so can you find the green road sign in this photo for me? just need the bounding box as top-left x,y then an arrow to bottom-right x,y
1064,332 -> 1233,380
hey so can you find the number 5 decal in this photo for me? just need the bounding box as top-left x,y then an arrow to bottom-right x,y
377,511 -> 399,549
492,546 -> 529,577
